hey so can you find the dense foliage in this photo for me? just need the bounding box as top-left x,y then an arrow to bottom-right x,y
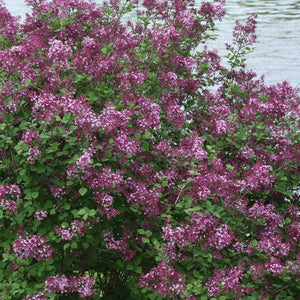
0,0 -> 299,299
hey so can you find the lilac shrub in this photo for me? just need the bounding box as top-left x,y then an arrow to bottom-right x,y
0,0 -> 299,299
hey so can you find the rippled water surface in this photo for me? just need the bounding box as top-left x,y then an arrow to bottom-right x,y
4,0 -> 300,87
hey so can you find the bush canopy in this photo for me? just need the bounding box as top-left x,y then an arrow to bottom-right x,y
0,0 -> 299,299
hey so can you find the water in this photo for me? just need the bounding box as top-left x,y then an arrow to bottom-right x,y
4,0 -> 300,87
214,1 -> 300,87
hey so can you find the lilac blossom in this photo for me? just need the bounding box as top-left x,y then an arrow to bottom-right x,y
265,257 -> 284,276
47,39 -> 73,68
138,262 -> 187,298
45,274 -> 96,298
13,233 -> 54,261
35,210 -> 48,220
103,229 -> 136,261
206,262 -> 252,298
0,184 -> 21,214
55,220 -> 86,240
24,292 -> 49,300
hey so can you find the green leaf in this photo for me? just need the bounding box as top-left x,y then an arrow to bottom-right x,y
143,131 -> 151,139
67,180 -> 73,186
207,253 -> 212,263
145,230 -> 152,237
78,208 -> 87,215
64,243 -> 70,250
63,203 -> 71,210
79,187 -> 87,196
193,270 -> 201,278
105,150 -> 112,158
126,263 -> 134,270
142,237 -> 150,244
135,132 -> 142,140
12,283 -> 20,289
71,241 -> 78,249
83,242 -> 89,249
162,181 -> 168,187
226,164 -> 234,171
116,260 -> 124,268
88,209 -> 97,217
137,229 -> 145,235
31,191 -> 39,199
142,142 -> 150,152
285,218 -> 292,224
24,78 -> 31,87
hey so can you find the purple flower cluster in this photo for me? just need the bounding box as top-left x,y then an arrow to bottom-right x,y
13,233 -> 54,261
35,210 -> 48,221
248,202 -> 283,235
138,262 -> 187,298
264,257 -> 284,276
47,39 -> 72,68
22,129 -> 42,164
76,149 -> 93,171
22,129 -> 41,146
103,229 -> 136,261
45,274 -> 96,298
27,147 -> 41,164
208,224 -> 235,250
94,192 -> 120,219
257,235 -> 290,257
0,184 -> 21,214
55,220 -> 86,240
50,185 -> 66,199
163,212 -> 234,251
24,292 -> 48,300
244,163 -> 274,191
0,198 -> 18,215
232,14 -> 257,47
206,262 -> 253,298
